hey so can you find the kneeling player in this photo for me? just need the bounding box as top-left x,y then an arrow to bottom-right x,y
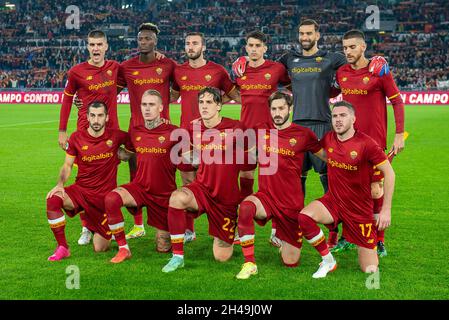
46,101 -> 129,260
105,90 -> 192,263
298,101 -> 395,278
162,87 -> 254,273
236,91 -> 325,279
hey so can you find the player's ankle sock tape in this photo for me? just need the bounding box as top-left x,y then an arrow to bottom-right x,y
237,201 -> 257,238
104,192 -> 124,225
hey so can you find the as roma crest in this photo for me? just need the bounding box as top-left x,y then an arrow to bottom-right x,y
205,74 -> 212,82
350,150 -> 358,159
264,73 -> 271,80
158,136 -> 166,144
328,147 -> 333,153
156,68 -> 163,75
241,76 -> 247,80
106,140 -> 113,147
315,57 -> 323,63
107,70 -> 113,77
181,75 -> 187,81
132,71 -> 139,76
136,136 -> 142,142
342,77 -> 347,82
81,145 -> 89,150
289,138 -> 297,146
362,76 -> 370,84
86,75 -> 93,81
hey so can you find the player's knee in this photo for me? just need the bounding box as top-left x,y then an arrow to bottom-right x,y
46,195 -> 63,214
214,249 -> 233,262
281,252 -> 300,267
371,183 -> 383,199
93,239 -> 110,252
169,189 -> 189,208
104,191 -> 123,211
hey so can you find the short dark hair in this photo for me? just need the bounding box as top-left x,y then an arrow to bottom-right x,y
88,101 -> 108,114
186,32 -> 205,45
142,89 -> 163,103
198,87 -> 222,105
343,29 -> 366,41
138,22 -> 160,35
299,19 -> 319,32
246,30 -> 267,44
332,100 -> 355,115
88,30 -> 107,40
268,91 -> 293,108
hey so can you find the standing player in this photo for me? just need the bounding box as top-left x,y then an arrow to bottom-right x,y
46,101 -> 129,261
58,30 -> 121,246
235,31 -> 291,247
235,91 -> 326,279
336,29 -> 405,256
298,101 -> 395,278
105,90 -> 191,263
170,32 -> 240,240
161,87 -> 254,273
117,22 -> 178,240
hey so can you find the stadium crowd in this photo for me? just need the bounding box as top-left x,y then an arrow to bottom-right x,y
1,0 -> 448,89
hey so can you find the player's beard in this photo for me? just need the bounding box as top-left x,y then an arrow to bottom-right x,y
273,114 -> 290,127
90,123 -> 104,132
187,50 -> 202,61
301,39 -> 316,51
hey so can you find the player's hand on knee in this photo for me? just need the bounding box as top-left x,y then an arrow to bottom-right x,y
232,56 -> 249,78
73,94 -> 83,110
47,185 -> 65,199
369,56 -> 389,77
376,209 -> 391,231
154,50 -> 166,60
58,131 -> 69,150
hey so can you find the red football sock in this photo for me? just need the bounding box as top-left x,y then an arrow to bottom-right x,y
298,213 -> 329,256
47,196 -> 68,248
80,213 -> 88,227
238,201 -> 256,263
373,196 -> 385,242
185,214 -> 195,232
105,192 -> 127,247
168,207 -> 186,255
129,168 -> 144,226
239,177 -> 254,201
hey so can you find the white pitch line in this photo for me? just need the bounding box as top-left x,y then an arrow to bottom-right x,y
0,120 -> 58,128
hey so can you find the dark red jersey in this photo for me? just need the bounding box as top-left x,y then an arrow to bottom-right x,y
173,61 -> 236,128
60,60 -> 120,131
118,56 -> 176,127
66,128 -> 129,194
256,122 -> 321,212
336,64 -> 404,149
236,60 -> 290,128
321,130 -> 388,220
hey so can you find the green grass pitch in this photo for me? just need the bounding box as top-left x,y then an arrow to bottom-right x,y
0,103 -> 448,300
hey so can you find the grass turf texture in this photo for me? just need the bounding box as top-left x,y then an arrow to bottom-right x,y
0,103 -> 448,300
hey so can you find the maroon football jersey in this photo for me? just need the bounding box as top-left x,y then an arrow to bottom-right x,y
118,56 -> 176,127
128,123 -> 183,199
173,61 -> 236,128
188,117 -> 251,206
321,130 -> 388,220
336,65 -> 403,149
236,60 -> 290,128
66,128 -> 129,194
60,60 -> 120,131
257,122 -> 321,212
